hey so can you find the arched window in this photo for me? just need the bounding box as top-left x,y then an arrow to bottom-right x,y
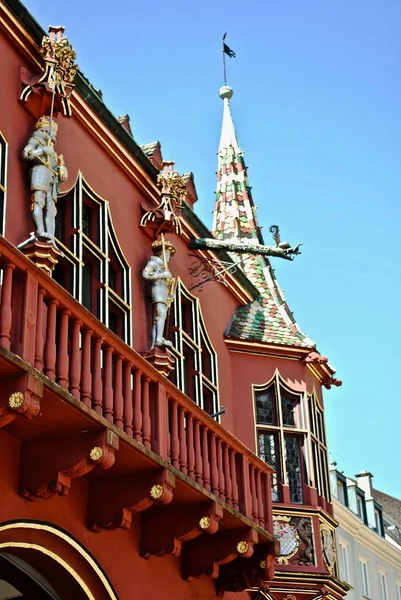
54,173 -> 131,344
168,279 -> 219,418
0,132 -> 8,236
308,393 -> 330,501
254,374 -> 308,504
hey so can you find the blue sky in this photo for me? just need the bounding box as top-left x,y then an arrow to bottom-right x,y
24,0 -> 401,498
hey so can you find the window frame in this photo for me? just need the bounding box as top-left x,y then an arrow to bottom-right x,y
169,278 -> 220,418
359,557 -> 370,598
308,392 -> 331,501
54,173 -> 132,344
253,372 -> 308,504
338,540 -> 349,583
379,570 -> 388,600
0,131 -> 8,236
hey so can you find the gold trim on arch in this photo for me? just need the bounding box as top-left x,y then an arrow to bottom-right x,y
0,522 -> 117,600
0,541 -> 93,599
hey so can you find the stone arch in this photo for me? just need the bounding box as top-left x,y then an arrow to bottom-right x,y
0,521 -> 118,600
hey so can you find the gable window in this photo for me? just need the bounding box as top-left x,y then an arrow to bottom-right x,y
308,393 -> 331,501
54,173 -> 131,343
0,132 -> 8,236
254,374 -> 308,503
169,279 -> 219,417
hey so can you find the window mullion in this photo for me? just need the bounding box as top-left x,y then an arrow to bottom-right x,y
276,374 -> 287,487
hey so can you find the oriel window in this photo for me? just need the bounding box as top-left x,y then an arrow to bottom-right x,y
254,375 -> 307,503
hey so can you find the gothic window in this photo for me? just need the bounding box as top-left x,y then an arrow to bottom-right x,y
53,173 -> 132,344
254,374 -> 307,503
168,279 -> 219,418
0,132 -> 8,235
308,393 -> 330,500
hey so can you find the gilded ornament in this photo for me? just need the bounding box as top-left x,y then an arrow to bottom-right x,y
40,30 -> 78,85
157,170 -> 186,206
90,446 -> 104,461
8,392 -> 24,408
199,516 -> 211,530
283,595 -> 297,600
259,560 -> 267,569
150,484 -> 164,500
236,541 -> 249,554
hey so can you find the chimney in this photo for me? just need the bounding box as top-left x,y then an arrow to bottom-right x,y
355,470 -> 374,499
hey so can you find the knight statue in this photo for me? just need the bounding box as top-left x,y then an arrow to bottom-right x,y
23,115 -> 68,242
142,237 -> 176,349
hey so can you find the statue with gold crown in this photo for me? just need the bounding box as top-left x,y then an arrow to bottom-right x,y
22,115 -> 68,243
142,235 -> 176,349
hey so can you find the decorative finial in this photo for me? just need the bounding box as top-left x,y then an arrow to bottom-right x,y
219,85 -> 233,100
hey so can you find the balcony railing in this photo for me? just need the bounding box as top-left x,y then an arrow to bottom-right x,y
0,235 -> 273,532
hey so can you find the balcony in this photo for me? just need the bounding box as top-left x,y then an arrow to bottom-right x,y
0,235 -> 276,594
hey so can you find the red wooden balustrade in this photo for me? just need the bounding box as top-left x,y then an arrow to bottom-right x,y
0,237 -> 274,531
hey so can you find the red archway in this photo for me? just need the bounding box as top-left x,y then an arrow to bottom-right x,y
0,521 -> 117,600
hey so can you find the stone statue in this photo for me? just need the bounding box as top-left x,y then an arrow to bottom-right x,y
23,115 -> 68,242
142,238 -> 176,349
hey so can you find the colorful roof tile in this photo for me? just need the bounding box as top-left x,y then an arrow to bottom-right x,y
212,86 -> 314,348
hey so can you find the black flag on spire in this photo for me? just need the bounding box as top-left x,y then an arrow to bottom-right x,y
222,33 -> 236,58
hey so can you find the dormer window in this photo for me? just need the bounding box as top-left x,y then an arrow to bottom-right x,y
356,493 -> 366,523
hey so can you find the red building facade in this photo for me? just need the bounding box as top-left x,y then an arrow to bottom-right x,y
0,2 -> 348,599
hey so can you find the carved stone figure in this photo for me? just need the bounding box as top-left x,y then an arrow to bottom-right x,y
142,238 -> 176,349
293,517 -> 314,566
23,115 -> 68,242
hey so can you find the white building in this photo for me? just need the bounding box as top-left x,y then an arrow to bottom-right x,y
330,464 -> 401,600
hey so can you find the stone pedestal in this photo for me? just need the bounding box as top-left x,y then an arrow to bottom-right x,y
19,238 -> 62,276
142,347 -> 175,377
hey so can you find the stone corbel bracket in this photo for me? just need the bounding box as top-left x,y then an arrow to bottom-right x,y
182,527 -> 258,581
88,468 -> 175,532
141,501 -> 223,558
216,543 -> 276,595
0,372 -> 42,428
19,429 -> 118,500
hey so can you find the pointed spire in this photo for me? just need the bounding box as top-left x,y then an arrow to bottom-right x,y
218,86 -> 240,152
212,86 -> 262,243
212,84 -> 314,348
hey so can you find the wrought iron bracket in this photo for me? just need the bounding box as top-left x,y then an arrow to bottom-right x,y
188,254 -> 247,291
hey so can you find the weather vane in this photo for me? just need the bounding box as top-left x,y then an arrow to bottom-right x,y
222,33 -> 236,85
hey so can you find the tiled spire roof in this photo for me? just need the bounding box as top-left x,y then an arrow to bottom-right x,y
212,86 -> 314,348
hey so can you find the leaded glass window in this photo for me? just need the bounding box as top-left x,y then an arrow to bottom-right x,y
258,431 -> 280,501
168,280 -> 220,418
309,394 -> 330,500
254,376 -> 307,504
0,132 -> 7,236
53,174 -> 132,344
285,435 -> 303,503
256,389 -> 276,425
